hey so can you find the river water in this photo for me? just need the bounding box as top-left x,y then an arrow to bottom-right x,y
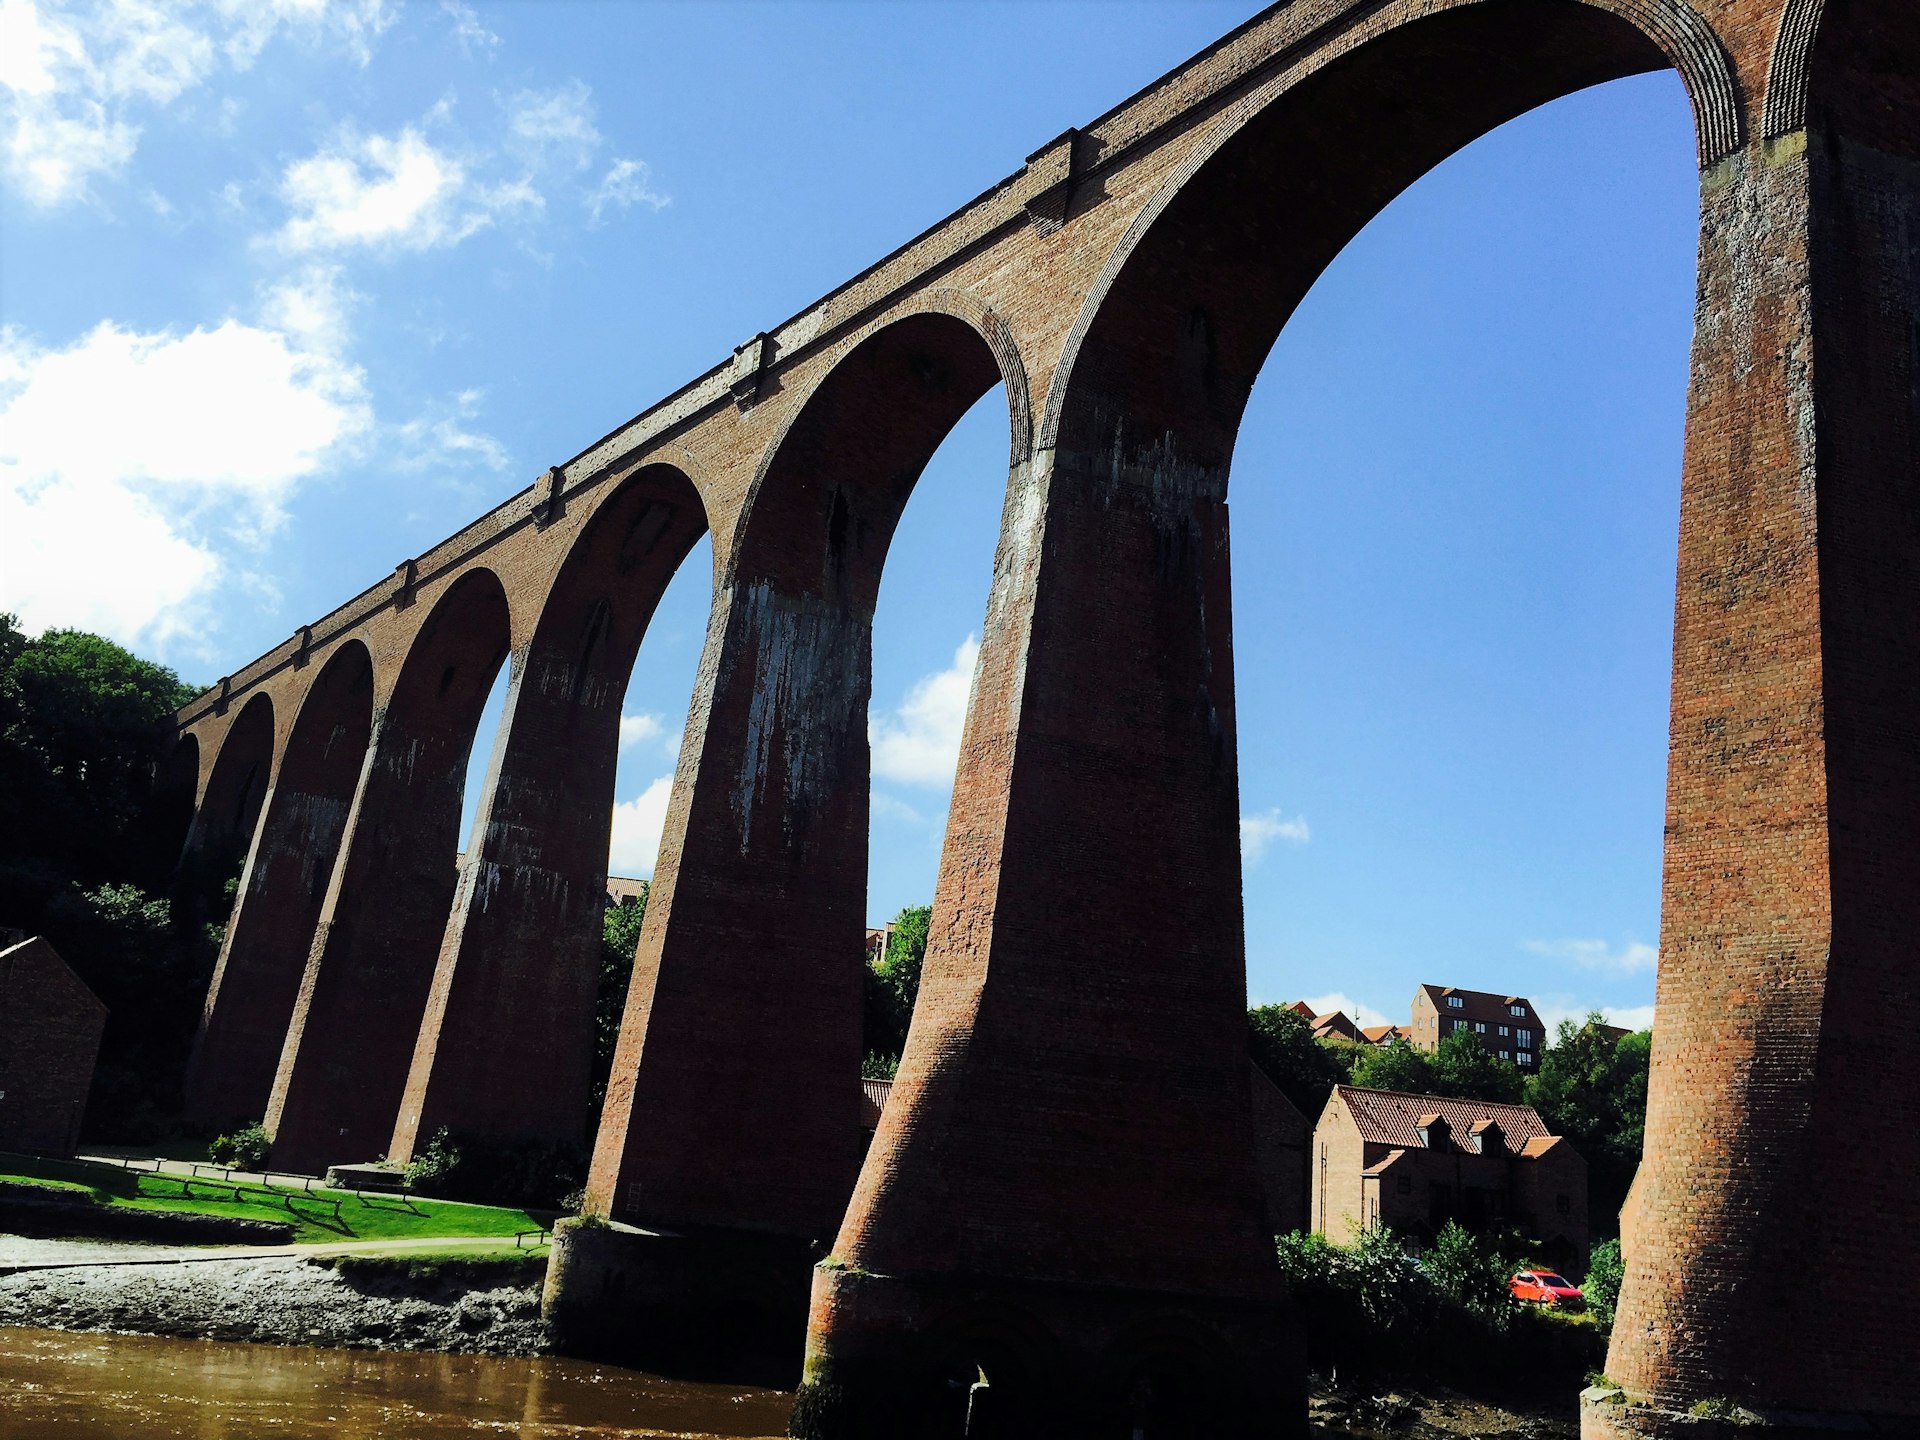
0,1327 -> 795,1438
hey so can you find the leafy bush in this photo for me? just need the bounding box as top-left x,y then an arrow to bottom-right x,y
589,891 -> 648,1122
403,1127 -> 585,1212
862,905 -> 931,1065
860,1052 -> 899,1080
404,1127 -> 464,1193
1424,1220 -> 1520,1321
208,1121 -> 271,1171
1583,1237 -> 1624,1327
1274,1225 -> 1601,1393
1248,1005 -> 1356,1119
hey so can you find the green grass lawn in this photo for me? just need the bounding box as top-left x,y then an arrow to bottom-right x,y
1,1155 -> 546,1245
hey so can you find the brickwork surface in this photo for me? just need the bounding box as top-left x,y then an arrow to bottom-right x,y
0,938 -> 106,1155
152,1 -> 1913,1432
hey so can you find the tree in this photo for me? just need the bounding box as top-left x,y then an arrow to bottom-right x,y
0,616 -> 197,887
1428,1028 -> 1527,1104
1582,1236 -> 1625,1327
1526,1014 -> 1651,1236
589,886 -> 649,1122
1348,1038 -> 1436,1094
863,904 -> 931,1067
1248,1004 -> 1356,1120
40,881 -> 223,1140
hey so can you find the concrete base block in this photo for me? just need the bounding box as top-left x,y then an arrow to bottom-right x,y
541,1218 -> 818,1387
1581,1386 -> 1916,1438
791,1262 -> 1304,1440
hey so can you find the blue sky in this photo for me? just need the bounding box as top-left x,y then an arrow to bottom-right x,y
0,1 -> 1697,1036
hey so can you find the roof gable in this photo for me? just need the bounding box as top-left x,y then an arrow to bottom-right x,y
0,936 -> 107,1022
1331,1085 -> 1552,1150
1416,985 -> 1539,1025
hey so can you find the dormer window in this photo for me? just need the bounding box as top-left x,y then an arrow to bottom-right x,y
1508,1004 -> 1525,1017
1414,1114 -> 1451,1150
1447,996 -> 1464,1008
1468,1119 -> 1505,1155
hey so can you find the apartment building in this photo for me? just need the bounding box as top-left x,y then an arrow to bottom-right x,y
1409,984 -> 1544,1074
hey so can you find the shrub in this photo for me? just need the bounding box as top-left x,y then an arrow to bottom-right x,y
404,1127 -> 463,1193
1274,1224 -> 1601,1393
404,1127 -> 585,1211
1583,1237 -> 1624,1327
1423,1220 -> 1520,1322
860,1052 -> 898,1080
208,1121 -> 271,1171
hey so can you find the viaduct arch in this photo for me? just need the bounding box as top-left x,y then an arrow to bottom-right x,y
158,1 -> 1914,1435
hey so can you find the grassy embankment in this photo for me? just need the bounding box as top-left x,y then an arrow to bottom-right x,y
1,1153 -> 547,1248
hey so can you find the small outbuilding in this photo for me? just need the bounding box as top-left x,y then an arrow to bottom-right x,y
1311,1084 -> 1587,1265
0,934 -> 108,1155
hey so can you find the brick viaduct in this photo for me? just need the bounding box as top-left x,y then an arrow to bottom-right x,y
156,2 -> 1913,1435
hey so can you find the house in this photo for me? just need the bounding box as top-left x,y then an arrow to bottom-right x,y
0,934 -> 108,1155
1360,1023 -> 1410,1046
1310,1085 -> 1587,1265
861,1062 -> 1312,1237
606,873 -> 648,908
1249,1063 -> 1310,1235
1286,1001 -> 1363,1046
1408,984 -> 1545,1073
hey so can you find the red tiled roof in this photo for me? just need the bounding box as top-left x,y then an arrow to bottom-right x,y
1416,984 -> 1539,1027
1333,1085 -> 1552,1149
1360,1024 -> 1409,1045
859,1077 -> 893,1128
1309,1010 -> 1361,1042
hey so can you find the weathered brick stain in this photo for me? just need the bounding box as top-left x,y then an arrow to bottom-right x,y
163,2 -> 1914,1433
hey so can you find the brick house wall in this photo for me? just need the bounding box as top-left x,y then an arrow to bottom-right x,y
1312,1086 -> 1587,1258
1409,985 -> 1546,1074
0,936 -> 107,1155
1250,1064 -> 1309,1235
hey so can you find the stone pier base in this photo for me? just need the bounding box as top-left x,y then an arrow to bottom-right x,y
791,1263 -> 1303,1440
541,1219 -> 818,1387
1581,1386 -> 1916,1438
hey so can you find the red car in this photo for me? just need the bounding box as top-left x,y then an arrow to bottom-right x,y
1510,1270 -> 1584,1306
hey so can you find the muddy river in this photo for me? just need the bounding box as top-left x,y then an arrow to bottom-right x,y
0,1326 -> 794,1438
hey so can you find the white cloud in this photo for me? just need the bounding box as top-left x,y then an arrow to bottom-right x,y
1296,991 -> 1393,1030
0,306 -> 369,651
586,157 -> 667,223
213,0 -> 394,68
439,0 -> 496,56
507,79 -> 597,165
870,791 -> 926,827
270,117 -> 552,256
1523,937 -> 1659,975
388,385 -> 510,480
607,775 -> 673,877
1,0 -> 392,207
274,125 -> 469,252
871,635 -> 978,787
619,713 -> 665,750
1241,807 -> 1310,862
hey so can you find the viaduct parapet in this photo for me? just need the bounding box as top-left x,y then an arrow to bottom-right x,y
159,2 -> 1916,1435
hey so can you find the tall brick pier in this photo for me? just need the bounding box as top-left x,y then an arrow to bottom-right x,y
163,2 -> 1914,1434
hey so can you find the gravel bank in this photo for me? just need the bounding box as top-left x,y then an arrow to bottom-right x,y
0,1244 -> 547,1355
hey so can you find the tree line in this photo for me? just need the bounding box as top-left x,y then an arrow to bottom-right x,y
0,614 -> 222,1141
855,915 -> 1649,1238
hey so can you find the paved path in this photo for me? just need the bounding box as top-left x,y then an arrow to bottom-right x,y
0,1233 -> 546,1276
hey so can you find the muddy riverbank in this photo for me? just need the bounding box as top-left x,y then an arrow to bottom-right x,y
0,1241 -> 548,1355
0,1240 -> 1579,1437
